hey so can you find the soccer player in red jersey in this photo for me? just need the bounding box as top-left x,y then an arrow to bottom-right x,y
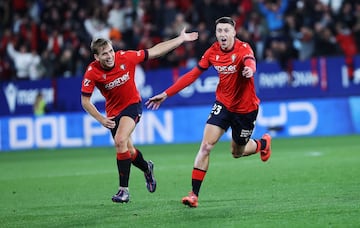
146,17 -> 272,208
81,28 -> 198,203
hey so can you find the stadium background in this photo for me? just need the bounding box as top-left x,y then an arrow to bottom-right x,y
1,0 -> 360,151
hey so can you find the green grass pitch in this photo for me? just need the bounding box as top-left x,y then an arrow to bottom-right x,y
0,135 -> 359,228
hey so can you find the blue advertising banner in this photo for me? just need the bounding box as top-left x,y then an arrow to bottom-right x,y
0,80 -> 54,116
1,97 -> 359,151
1,56 -> 360,116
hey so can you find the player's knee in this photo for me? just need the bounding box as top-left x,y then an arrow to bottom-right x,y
114,135 -> 127,148
199,142 -> 214,156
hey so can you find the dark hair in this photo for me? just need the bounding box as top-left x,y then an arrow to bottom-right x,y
90,38 -> 112,55
215,17 -> 236,28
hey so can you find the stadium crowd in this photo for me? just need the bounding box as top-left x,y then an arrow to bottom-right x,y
0,0 -> 359,81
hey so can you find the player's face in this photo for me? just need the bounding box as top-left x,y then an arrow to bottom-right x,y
95,43 -> 115,70
215,23 -> 236,51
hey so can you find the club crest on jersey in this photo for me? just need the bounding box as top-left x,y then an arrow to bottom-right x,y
216,55 -> 219,61
120,64 -> 126,70
231,54 -> 237,63
102,74 -> 106,79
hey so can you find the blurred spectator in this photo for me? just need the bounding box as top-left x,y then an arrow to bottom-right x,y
164,13 -> 191,38
194,22 -> 212,60
353,1 -> 360,50
2,0 -> 360,82
293,25 -> 315,61
0,28 -> 12,56
148,0 -> 165,36
245,11 -> 267,60
39,49 -> 55,78
216,0 -> 237,19
335,21 -> 358,81
0,54 -> 14,81
6,41 -> 43,80
107,1 -> 125,33
197,0 -> 218,34
337,1 -> 356,29
120,0 -> 144,47
313,23 -> 340,57
0,0 -> 11,33
163,0 -> 179,30
75,43 -> 92,77
33,92 -> 47,116
47,29 -> 63,58
232,0 -> 253,32
257,0 -> 289,62
84,7 -> 111,40
56,47 -> 75,78
257,0 -> 289,34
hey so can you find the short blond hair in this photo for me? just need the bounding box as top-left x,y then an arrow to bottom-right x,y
90,38 -> 112,55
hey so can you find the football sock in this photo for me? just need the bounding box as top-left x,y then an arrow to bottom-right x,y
260,139 -> 266,150
116,151 -> 132,187
255,139 -> 266,152
192,168 -> 207,196
131,148 -> 149,173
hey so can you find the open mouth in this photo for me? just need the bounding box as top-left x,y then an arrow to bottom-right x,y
220,38 -> 227,47
106,59 -> 114,65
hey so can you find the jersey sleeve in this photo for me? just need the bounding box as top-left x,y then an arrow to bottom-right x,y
81,66 -> 96,96
241,43 -> 256,72
122,49 -> 148,64
165,67 -> 203,96
197,48 -> 212,70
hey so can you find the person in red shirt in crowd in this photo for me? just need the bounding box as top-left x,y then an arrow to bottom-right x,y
81,28 -> 198,203
146,17 -> 272,208
335,22 -> 358,81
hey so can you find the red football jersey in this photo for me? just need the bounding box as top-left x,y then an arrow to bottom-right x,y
199,39 -> 260,113
81,50 -> 147,117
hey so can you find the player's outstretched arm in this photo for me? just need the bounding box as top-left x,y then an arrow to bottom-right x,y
146,67 -> 203,110
147,27 -> 198,59
145,92 -> 168,110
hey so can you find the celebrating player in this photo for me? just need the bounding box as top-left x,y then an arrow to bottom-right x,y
146,17 -> 271,207
81,28 -> 198,203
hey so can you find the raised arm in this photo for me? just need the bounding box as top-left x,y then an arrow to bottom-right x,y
147,27 -> 198,59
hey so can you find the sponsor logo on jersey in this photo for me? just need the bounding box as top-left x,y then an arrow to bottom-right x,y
104,72 -> 130,90
213,65 -> 237,74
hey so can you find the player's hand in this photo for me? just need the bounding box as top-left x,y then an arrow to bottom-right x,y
242,66 -> 254,78
145,92 -> 168,110
180,27 -> 198,42
101,116 -> 116,129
